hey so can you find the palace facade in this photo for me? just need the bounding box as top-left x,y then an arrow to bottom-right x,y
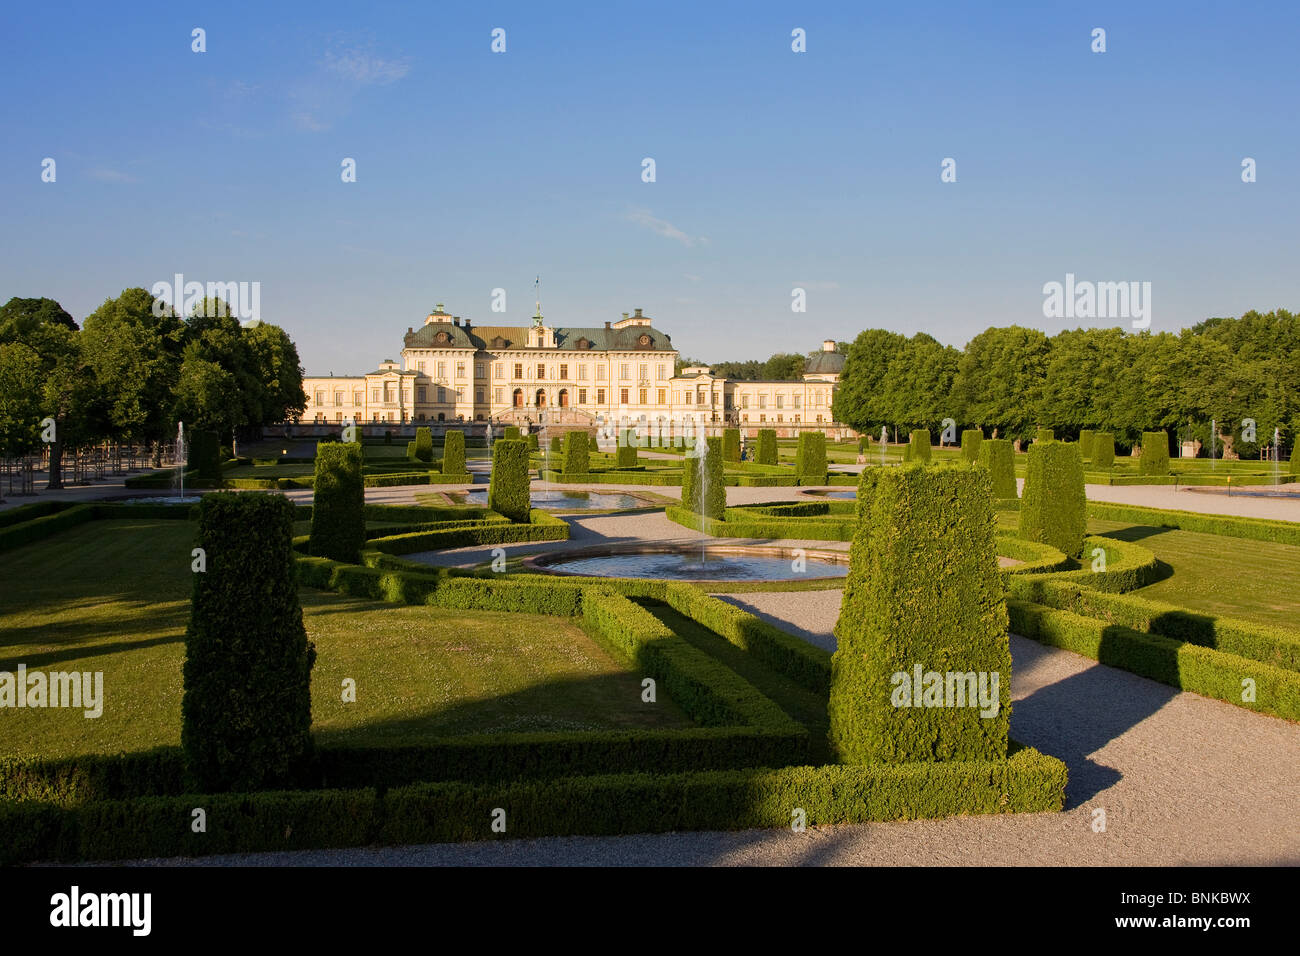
299,304 -> 845,434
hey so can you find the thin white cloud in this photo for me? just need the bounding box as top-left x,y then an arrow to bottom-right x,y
627,207 -> 704,247
88,168 -> 137,183
324,47 -> 411,85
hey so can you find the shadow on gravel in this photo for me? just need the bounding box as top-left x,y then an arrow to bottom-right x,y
1011,638 -> 1176,807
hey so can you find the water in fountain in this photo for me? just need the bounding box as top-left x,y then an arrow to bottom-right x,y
1274,427 -> 1281,486
879,424 -> 888,466
693,419 -> 710,565
172,422 -> 186,500
1210,418 -> 1216,470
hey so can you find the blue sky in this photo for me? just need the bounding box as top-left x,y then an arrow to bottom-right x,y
2,0 -> 1297,374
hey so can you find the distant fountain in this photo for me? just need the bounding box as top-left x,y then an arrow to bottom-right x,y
879,424 -> 888,466
1274,427 -> 1282,486
694,420 -> 710,563
485,421 -> 494,449
172,422 -> 186,500
1209,418 -> 1216,471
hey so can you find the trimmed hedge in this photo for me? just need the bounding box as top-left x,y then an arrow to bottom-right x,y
902,443 -> 913,463
183,493 -> 315,792
1036,428 -> 1054,443
441,429 -> 468,476
550,435 -> 563,453
1078,429 -> 1095,461
723,428 -> 741,463
563,430 -> 590,475
667,505 -> 855,543
979,438 -> 1017,499
616,430 -> 638,468
908,429 -> 932,463
309,442 -> 365,563
1020,441 -> 1086,558
830,465 -> 1011,764
365,510 -> 569,552
413,427 -> 434,463
960,429 -> 983,464
756,429 -> 777,465
527,432 -> 539,451
186,430 -> 223,481
1086,501 -> 1300,547
487,439 -> 531,523
1092,432 -> 1115,469
680,436 -> 726,518
795,431 -> 827,477
503,425 -> 521,441
0,748 -> 1066,863
1139,430 -> 1170,476
1008,600 -> 1300,722
406,440 -> 417,460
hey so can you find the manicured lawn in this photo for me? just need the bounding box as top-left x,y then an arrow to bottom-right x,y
0,519 -> 688,759
1089,518 -> 1300,629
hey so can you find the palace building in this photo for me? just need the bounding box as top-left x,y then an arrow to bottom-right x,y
299,303 -> 845,435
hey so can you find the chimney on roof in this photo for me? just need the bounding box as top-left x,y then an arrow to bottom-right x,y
408,327 -> 413,334
822,339 -> 835,352
453,316 -> 461,326
604,321 -> 611,330
634,308 -> 643,318
464,317 -> 471,329
622,313 -> 628,320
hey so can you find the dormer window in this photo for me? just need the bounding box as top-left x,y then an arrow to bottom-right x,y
637,333 -> 652,348
492,336 -> 506,349
576,337 -> 590,350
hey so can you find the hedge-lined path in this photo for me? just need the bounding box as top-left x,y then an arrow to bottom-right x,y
115,627 -> 1300,866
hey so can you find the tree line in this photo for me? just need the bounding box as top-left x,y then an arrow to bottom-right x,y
675,346 -> 850,382
832,310 -> 1299,457
0,290 -> 307,486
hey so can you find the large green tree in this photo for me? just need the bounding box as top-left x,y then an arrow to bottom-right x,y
951,325 -> 1049,440
832,328 -> 907,433
875,333 -> 959,433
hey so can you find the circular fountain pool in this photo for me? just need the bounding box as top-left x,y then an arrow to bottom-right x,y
527,545 -> 849,582
460,489 -> 648,511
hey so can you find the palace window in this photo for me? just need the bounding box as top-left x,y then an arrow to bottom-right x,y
620,388 -> 629,404
639,388 -> 647,404
333,390 -> 343,406
416,361 -> 426,373
384,385 -> 393,402
619,364 -> 630,380
638,363 -> 647,381
371,389 -> 380,402
401,389 -> 410,403
536,363 -> 545,379
514,363 -> 523,379
578,388 -> 587,404
794,395 -> 802,409
578,365 -> 589,381
353,389 -> 362,405
475,363 -> 485,379
657,364 -> 666,380
657,388 -> 665,404
493,363 -> 503,379
417,387 -> 427,402
794,415 -> 801,423
816,415 -> 824,423
475,388 -> 484,403
596,388 -> 605,404
741,395 -> 749,409
776,394 -> 784,409
758,395 -> 767,409
315,390 -> 324,406
559,364 -> 568,380
437,386 -> 446,403
436,362 -> 446,379
494,388 -> 503,404
456,362 -> 466,378
596,366 -> 606,380
684,392 -> 693,405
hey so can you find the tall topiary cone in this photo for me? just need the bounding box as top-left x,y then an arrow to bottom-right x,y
1078,429 -> 1095,462
909,428 -> 932,463
1020,440 -> 1086,558
1092,432 -> 1115,469
681,435 -> 725,518
960,428 -> 983,464
978,438 -> 1017,499
756,429 -> 778,465
442,429 -> 468,476
795,431 -> 827,478
488,438 -> 530,522
829,465 -> 1011,764
310,441 -> 365,563
1139,430 -> 1170,476
183,492 -> 315,792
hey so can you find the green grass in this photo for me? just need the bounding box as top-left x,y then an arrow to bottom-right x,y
0,519 -> 688,759
1088,518 -> 1300,629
